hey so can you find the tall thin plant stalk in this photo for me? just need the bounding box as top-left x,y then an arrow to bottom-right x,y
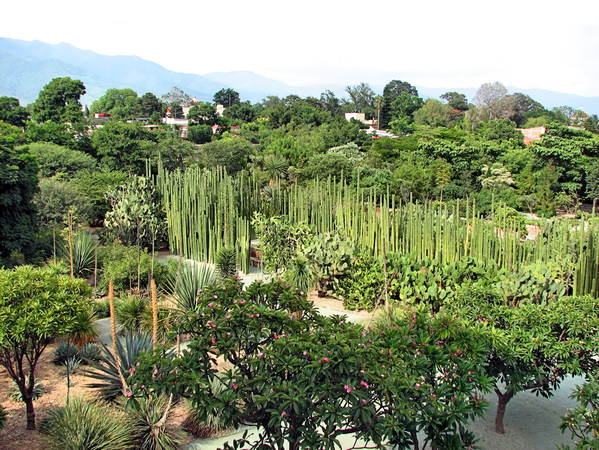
151,279 -> 158,349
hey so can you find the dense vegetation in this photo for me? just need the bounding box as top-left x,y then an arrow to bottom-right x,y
1,77 -> 599,448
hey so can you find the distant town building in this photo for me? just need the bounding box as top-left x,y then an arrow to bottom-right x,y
517,126 -> 545,145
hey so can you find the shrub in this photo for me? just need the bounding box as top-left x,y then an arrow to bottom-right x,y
283,253 -> 315,293
304,231 -> 354,296
39,397 -> 132,450
167,262 -> 216,312
99,242 -> 178,293
63,230 -> 97,279
188,124 -> 213,144
94,298 -> 111,318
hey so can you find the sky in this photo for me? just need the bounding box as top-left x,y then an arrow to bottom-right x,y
4,0 -> 599,97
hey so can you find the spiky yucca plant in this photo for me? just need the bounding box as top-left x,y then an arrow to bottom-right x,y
39,397 -> 132,450
53,342 -> 79,365
283,253 -> 315,293
215,247 -> 237,280
60,231 -> 97,278
120,394 -> 183,450
79,342 -> 102,363
71,305 -> 100,347
168,263 -> 216,312
115,294 -> 148,334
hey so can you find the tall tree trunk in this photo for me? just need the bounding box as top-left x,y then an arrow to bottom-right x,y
494,389 -> 514,434
25,394 -> 36,430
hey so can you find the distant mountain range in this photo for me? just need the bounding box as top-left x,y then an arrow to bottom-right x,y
1,37 -> 598,115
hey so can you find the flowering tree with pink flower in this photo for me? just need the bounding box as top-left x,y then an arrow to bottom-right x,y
132,279 -> 492,449
451,286 -> 599,434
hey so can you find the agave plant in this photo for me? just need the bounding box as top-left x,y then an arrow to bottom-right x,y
79,342 -> 103,363
53,342 -> 79,365
39,397 -> 132,450
167,262 -> 216,312
121,394 -> 183,450
82,330 -> 154,400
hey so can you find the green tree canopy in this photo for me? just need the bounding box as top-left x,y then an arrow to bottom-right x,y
213,88 -> 240,107
33,177 -> 93,229
0,96 -> 30,128
189,137 -> 254,176
23,142 -> 97,179
0,266 -> 92,429
440,92 -> 469,111
91,121 -> 156,173
0,139 -> 38,261
160,87 -> 191,118
89,88 -> 140,119
344,82 -> 375,116
32,77 -> 86,124
138,92 -> 162,118
382,80 -> 420,128
187,102 -> 219,126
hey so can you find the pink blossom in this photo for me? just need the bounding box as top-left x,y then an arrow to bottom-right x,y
415,383 -> 421,388
124,391 -> 132,397
344,385 -> 351,394
281,411 -> 287,416
323,357 -> 329,363
360,381 -> 369,389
